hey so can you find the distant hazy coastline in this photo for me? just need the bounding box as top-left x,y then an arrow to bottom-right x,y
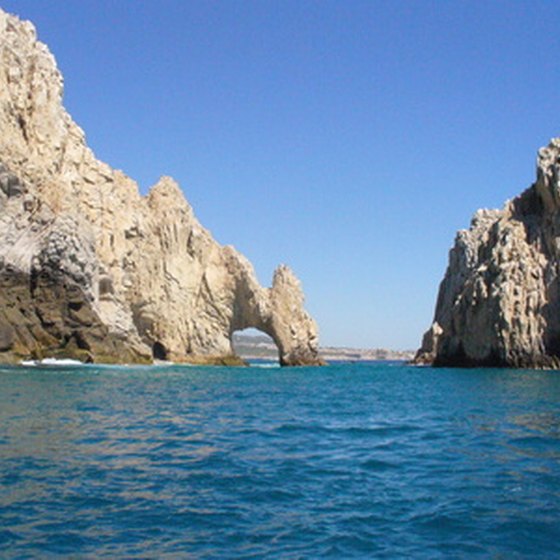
233,333 -> 415,362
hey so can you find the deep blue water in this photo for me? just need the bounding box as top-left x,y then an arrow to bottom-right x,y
1,361 -> 560,558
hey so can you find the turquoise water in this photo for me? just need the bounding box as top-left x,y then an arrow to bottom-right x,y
1,361 -> 560,558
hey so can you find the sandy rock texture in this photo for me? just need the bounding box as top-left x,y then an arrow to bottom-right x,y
415,138 -> 560,368
0,9 -> 323,366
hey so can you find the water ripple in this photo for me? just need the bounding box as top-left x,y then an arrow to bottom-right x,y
0,363 -> 560,558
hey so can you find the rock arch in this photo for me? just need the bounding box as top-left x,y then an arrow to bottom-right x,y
227,264 -> 324,366
231,328 -> 279,363
0,9 -> 324,366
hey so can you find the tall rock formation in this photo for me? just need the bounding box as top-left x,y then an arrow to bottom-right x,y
415,138 -> 560,368
0,9 -> 323,366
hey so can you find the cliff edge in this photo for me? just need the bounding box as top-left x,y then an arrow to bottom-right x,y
415,138 -> 560,368
0,9 -> 323,366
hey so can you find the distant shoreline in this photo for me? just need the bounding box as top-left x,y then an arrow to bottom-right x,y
233,334 -> 415,362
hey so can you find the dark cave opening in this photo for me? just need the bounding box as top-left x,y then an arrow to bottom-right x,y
152,341 -> 168,361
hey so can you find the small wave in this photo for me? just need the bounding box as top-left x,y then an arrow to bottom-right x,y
274,422 -> 330,435
360,458 -> 397,471
20,358 -> 84,367
338,424 -> 419,437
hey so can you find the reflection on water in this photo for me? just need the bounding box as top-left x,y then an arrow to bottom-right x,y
510,411 -> 560,437
0,364 -> 560,558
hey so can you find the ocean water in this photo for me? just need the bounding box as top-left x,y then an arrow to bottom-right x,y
1,362 -> 560,559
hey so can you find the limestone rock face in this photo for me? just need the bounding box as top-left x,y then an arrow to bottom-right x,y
0,9 -> 323,366
415,138 -> 560,368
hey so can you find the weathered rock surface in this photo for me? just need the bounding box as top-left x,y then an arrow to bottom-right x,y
415,138 -> 560,368
0,9 -> 323,366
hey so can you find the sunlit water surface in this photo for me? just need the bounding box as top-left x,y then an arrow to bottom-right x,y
1,362 -> 560,558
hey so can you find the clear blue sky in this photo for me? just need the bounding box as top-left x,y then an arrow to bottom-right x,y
3,1 -> 560,349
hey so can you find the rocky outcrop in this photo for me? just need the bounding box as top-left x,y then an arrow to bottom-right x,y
0,9 -> 323,366
415,138 -> 560,368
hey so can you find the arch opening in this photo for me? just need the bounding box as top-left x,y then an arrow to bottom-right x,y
152,341 -> 168,361
231,328 -> 280,365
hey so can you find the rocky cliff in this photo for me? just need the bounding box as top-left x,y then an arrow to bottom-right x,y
0,9 -> 323,366
415,138 -> 560,368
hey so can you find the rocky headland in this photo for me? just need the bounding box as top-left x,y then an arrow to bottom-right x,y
415,138 -> 560,368
0,9 -> 323,366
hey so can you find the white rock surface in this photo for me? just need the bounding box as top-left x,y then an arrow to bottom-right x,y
0,8 -> 323,366
415,138 -> 560,368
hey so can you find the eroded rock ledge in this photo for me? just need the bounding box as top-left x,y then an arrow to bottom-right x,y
415,138 -> 560,369
0,9 -> 323,366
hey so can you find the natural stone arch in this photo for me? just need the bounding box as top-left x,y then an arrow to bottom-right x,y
227,264 -> 324,366
0,9 -> 324,366
231,328 -> 280,363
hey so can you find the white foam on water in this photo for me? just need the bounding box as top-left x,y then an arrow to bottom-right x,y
20,358 -> 84,367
